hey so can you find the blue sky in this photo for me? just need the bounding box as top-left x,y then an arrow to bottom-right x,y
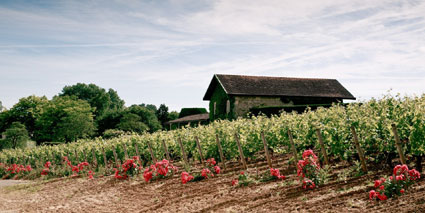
1,0 -> 424,111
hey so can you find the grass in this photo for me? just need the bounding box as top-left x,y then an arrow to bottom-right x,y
2,182 -> 41,193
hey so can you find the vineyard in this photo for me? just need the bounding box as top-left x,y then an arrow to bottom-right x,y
1,94 -> 424,172
0,94 -> 424,212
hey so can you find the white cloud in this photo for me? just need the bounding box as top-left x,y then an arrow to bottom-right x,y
0,0 -> 424,110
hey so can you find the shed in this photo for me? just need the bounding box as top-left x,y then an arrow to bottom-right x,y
203,74 -> 355,120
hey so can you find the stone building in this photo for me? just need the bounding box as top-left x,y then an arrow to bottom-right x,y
203,74 -> 355,120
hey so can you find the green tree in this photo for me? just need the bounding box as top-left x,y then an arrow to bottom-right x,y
117,113 -> 149,133
126,105 -> 162,132
140,103 -> 157,113
59,83 -> 125,118
35,96 -> 96,142
179,108 -> 208,118
96,110 -> 123,135
0,100 -> 4,112
3,122 -> 29,149
168,111 -> 179,120
156,104 -> 169,128
0,96 -> 49,137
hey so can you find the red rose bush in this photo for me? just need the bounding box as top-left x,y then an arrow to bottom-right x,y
297,150 -> 326,189
369,164 -> 420,201
142,159 -> 178,182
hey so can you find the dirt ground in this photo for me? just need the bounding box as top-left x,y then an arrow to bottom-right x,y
1,155 -> 424,213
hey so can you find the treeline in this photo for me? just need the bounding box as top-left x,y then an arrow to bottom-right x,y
0,83 -> 178,149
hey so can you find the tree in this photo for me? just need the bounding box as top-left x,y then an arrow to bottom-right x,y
117,113 -> 149,133
35,96 -> 96,142
0,100 -> 4,112
179,108 -> 208,118
2,95 -> 49,137
126,105 -> 162,132
140,103 -> 157,113
156,104 -> 169,128
59,83 -> 125,118
3,122 -> 29,149
168,111 -> 179,121
96,110 -> 123,135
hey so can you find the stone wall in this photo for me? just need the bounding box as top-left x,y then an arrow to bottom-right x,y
233,96 -> 293,117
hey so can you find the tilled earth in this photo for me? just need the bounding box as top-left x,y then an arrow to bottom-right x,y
1,155 -> 424,213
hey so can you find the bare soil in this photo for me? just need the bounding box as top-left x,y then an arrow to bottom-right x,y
1,155 -> 424,213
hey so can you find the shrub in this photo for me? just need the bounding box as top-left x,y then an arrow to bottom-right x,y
369,164 -> 421,201
142,159 -> 178,182
297,150 -> 327,189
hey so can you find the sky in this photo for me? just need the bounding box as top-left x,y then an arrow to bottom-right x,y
0,0 -> 424,111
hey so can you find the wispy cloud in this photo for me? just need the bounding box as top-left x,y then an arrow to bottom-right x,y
0,0 -> 424,110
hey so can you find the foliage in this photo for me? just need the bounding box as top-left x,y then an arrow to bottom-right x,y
139,103 -> 157,113
2,122 -> 29,149
97,110 -> 123,135
59,83 -> 124,118
103,129 -> 127,139
156,104 -> 169,128
232,171 -> 254,187
0,100 -> 4,112
117,113 -> 149,133
168,111 -> 179,121
35,96 -> 96,142
0,95 -> 49,136
125,105 -> 162,132
179,108 -> 208,118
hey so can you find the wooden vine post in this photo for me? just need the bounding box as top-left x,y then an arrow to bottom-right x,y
92,148 -> 98,168
50,152 -> 55,165
67,150 -> 72,162
101,147 -> 108,169
161,140 -> 171,161
39,155 -> 44,169
134,142 -> 143,166
287,130 -> 299,166
215,134 -> 227,171
74,150 -> 78,164
83,149 -> 88,163
391,124 -> 406,165
123,143 -> 129,160
234,133 -> 248,170
350,126 -> 368,173
147,141 -> 157,163
177,138 -> 189,165
260,131 -> 273,168
194,136 -> 206,167
112,146 -> 120,168
315,129 -> 330,165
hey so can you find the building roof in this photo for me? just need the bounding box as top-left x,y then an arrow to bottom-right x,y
203,74 -> 355,100
167,113 -> 209,124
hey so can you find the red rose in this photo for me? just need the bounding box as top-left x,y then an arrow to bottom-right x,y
214,166 -> 221,174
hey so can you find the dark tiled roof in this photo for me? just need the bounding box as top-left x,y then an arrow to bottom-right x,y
203,74 -> 355,100
167,113 -> 209,124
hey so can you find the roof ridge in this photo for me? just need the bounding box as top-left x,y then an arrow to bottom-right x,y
215,74 -> 337,81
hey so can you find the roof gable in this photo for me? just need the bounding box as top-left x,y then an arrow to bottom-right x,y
203,74 -> 355,100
